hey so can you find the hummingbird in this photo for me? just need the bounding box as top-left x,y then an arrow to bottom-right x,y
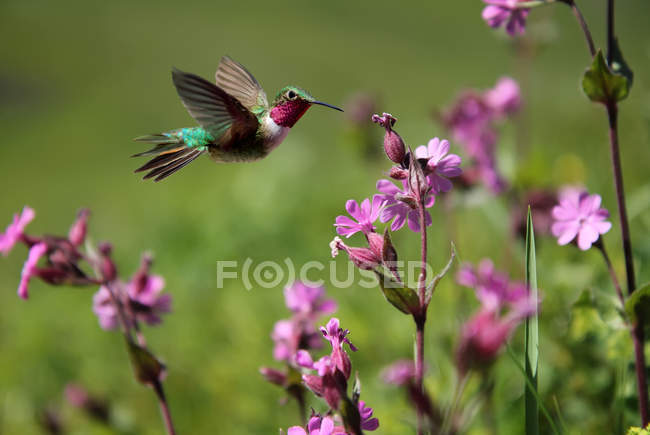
133,56 -> 343,181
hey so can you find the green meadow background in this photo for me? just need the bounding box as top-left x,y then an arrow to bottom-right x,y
1,1 -> 649,433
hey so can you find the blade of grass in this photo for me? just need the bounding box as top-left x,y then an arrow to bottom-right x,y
505,345 -> 560,435
525,207 -> 539,435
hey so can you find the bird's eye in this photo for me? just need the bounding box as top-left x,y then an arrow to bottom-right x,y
287,90 -> 297,100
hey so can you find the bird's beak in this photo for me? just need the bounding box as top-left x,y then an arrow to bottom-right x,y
311,100 -> 344,112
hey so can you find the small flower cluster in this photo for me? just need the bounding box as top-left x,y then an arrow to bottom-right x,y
330,113 -> 462,280
0,207 -> 172,329
455,259 -> 537,375
261,282 -> 336,390
287,318 -> 379,434
439,77 -> 520,193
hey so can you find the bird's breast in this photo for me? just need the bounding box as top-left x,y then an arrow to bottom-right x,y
262,114 -> 290,152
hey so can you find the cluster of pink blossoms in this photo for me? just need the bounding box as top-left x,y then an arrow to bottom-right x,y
439,77 -> 520,193
331,113 -> 463,273
0,207 -> 172,329
455,259 -> 537,375
289,318 -> 379,434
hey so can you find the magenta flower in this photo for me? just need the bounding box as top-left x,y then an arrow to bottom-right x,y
484,77 -> 521,116
551,190 -> 612,250
92,255 -> 172,330
358,401 -> 380,431
321,317 -> 357,379
285,281 -> 337,318
17,242 -> 47,299
334,195 -> 385,238
92,287 -> 120,330
0,206 -> 35,256
376,179 -> 434,232
287,415 -> 347,435
381,359 -> 417,386
482,0 -> 530,36
456,258 -> 537,374
414,137 -> 462,194
457,259 -> 527,312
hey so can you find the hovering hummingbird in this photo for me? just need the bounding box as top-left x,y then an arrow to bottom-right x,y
133,56 -> 343,181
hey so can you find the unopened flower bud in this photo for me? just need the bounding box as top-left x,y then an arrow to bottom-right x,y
68,209 -> 90,247
372,112 -> 406,164
259,367 -> 288,387
98,242 -> 117,282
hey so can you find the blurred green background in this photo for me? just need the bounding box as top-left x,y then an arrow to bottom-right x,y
1,0 -> 650,433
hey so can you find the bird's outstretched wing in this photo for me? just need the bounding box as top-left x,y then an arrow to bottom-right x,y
172,68 -> 258,139
215,56 -> 269,110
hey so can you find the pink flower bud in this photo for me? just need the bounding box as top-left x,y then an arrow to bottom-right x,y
68,209 -> 90,247
98,242 -> 117,282
259,367 -> 288,387
372,112 -> 406,164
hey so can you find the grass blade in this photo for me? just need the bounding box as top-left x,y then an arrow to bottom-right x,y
525,207 -> 539,434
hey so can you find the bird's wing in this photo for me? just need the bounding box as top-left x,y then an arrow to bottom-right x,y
215,56 -> 269,110
172,68 -> 259,139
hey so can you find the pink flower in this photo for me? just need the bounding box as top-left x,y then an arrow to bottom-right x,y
334,196 -> 385,238
92,255 -> 172,330
381,359 -> 417,386
484,77 -> 521,116
551,190 -> 612,250
414,137 -> 463,193
376,179 -> 434,232
287,415 -> 347,435
92,286 -> 120,330
320,318 -> 357,379
456,258 -> 537,374
482,0 -> 530,36
0,206 -> 35,256
17,242 -> 47,299
284,281 -> 337,319
358,401 -> 380,431
457,259 -> 527,312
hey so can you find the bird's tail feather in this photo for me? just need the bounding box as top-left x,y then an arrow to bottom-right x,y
133,134 -> 205,181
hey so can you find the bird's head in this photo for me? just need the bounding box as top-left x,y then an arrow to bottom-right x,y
269,86 -> 342,128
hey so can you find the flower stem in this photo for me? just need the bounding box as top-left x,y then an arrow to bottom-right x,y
561,0 -> 596,57
595,239 -> 625,309
414,203 -> 429,435
604,2 -> 647,415
152,379 -> 177,435
606,74 -> 649,429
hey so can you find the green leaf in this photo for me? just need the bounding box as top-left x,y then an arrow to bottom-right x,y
126,340 -> 166,385
524,207 -> 539,435
582,49 -> 630,104
624,282 -> 650,326
610,37 -> 634,87
424,242 -> 456,306
375,272 -> 420,315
